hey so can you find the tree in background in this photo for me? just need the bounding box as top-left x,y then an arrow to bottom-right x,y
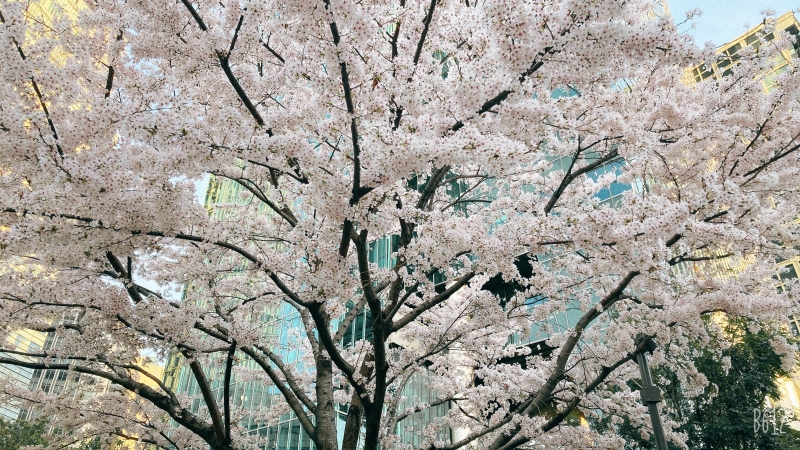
75,437 -> 104,450
1,0 -> 800,449
609,318 -> 800,449
0,419 -> 47,449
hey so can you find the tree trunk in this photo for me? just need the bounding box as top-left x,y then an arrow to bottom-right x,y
315,356 -> 338,450
340,391 -> 364,450
362,403 -> 383,450
341,351 -> 377,450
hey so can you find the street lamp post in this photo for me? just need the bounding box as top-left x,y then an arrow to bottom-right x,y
635,333 -> 669,450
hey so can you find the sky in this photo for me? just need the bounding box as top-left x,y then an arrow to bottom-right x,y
667,0 -> 800,47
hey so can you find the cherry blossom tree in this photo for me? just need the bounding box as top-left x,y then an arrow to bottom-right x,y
1,0 -> 799,449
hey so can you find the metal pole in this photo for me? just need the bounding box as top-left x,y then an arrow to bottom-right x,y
635,334 -> 669,450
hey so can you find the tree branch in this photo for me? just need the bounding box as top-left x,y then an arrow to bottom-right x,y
106,251 -> 145,303
252,344 -> 316,412
412,0 -> 437,67
467,271 -> 636,450
239,346 -> 319,439
211,173 -> 298,226
178,1 -> 269,130
334,296 -> 369,342
185,354 -> 226,442
544,145 -> 621,215
223,341 -> 236,444
0,356 -> 221,448
260,35 -> 286,64
390,271 -> 475,332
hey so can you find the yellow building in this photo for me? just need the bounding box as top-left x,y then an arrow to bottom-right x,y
684,11 -> 799,91
777,256 -> 800,334
113,358 -> 166,449
0,0 -> 126,427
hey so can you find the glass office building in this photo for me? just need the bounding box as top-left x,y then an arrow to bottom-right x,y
0,329 -> 46,421
163,176 -> 400,449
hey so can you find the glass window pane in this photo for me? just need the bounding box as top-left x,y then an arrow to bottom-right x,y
277,422 -> 289,450
267,425 -> 278,450
290,422 -> 300,450
779,264 -> 798,280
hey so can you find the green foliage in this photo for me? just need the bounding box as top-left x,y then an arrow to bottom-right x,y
74,437 -> 103,450
0,418 -> 112,450
612,319 -> 800,449
0,418 -> 47,449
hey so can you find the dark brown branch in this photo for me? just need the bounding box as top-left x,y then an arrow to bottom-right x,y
106,251 -> 144,303
393,397 -> 462,424
103,32 -> 124,100
334,296 -> 369,342
29,78 -> 64,158
223,341 -> 236,444
178,1 -> 268,129
495,352 -> 639,450
743,140 -> 800,181
192,322 -> 317,436
286,157 -> 310,184
703,210 -> 728,223
180,0 -> 208,31
353,230 -> 380,315
243,159 -> 307,186
533,271 -> 638,394
228,15 -> 244,54
212,173 -> 298,226
238,348 -> 318,440
99,270 -> 163,299
390,21 -> 400,59
305,304 -> 356,377
114,431 -> 164,449
3,207 -> 96,224
666,232 -> 682,247
544,146 -> 621,214
450,47 -> 555,132
104,66 -> 115,98
338,126 -> 372,258
216,53 -> 266,127
668,252 -> 733,266
481,272 -> 640,450
383,251 -> 470,324
0,348 -> 86,360
304,302 -> 373,405
412,0 -> 438,66
729,114 -> 773,176
339,220 -> 355,258
186,354 -> 226,442
429,398 -> 534,450
118,363 -> 180,404
440,176 -> 489,211
416,166 -> 450,210
260,36 -> 286,64
334,18 -> 372,257
251,344 -> 316,412
390,271 -> 475,332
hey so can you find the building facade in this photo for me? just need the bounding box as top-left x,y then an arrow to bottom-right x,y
684,11 -> 800,92
0,330 -> 46,421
